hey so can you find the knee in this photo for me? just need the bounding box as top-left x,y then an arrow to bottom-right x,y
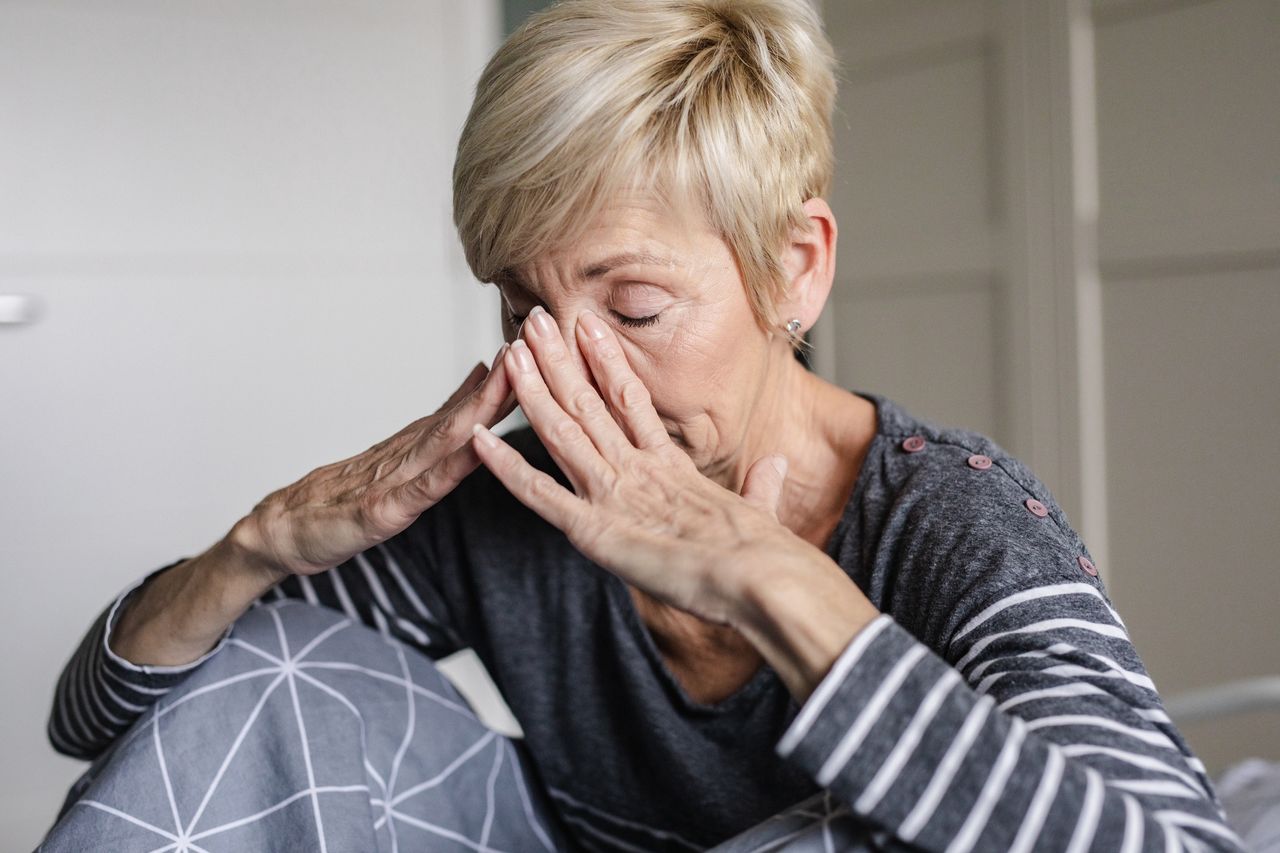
229,600 -> 475,716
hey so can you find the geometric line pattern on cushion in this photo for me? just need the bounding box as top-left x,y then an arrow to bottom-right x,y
39,601 -> 574,853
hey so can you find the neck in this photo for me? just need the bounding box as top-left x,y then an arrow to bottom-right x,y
718,353 -> 879,552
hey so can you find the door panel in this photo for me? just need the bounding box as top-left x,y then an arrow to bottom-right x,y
1094,0 -> 1280,774
822,0 -> 1279,776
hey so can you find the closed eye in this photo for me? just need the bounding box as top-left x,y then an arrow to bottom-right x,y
612,311 -> 660,328
504,306 -> 661,329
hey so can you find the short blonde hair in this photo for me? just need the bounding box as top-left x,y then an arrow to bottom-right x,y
452,0 -> 837,340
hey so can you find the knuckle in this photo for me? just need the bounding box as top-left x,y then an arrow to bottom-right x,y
570,388 -> 605,418
655,443 -> 688,466
354,489 -> 389,533
407,473 -> 440,507
618,378 -> 651,411
596,466 -> 620,495
620,454 -> 657,486
552,417 -> 586,445
356,485 -> 382,518
277,482 -> 311,513
433,407 -> 459,433
307,459 -> 346,483
528,471 -> 559,499
429,412 -> 465,445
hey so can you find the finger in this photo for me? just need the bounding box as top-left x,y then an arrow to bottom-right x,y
470,422 -> 587,535
438,360 -> 489,414
504,338 -> 615,496
382,372 -> 519,513
740,454 -> 787,518
350,346 -> 505,477
575,309 -> 671,450
468,344 -> 517,423
520,306 -> 634,462
381,426 -> 487,517
406,343 -> 515,468
387,357 -> 492,462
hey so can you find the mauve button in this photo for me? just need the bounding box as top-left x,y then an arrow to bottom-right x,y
967,454 -> 992,470
1025,498 -> 1049,517
1078,555 -> 1098,577
902,436 -> 926,453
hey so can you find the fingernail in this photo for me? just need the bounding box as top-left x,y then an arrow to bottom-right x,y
472,423 -> 499,448
509,339 -> 534,372
491,342 -> 509,369
579,309 -> 607,341
529,304 -> 554,337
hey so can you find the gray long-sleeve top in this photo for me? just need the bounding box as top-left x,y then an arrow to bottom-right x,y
47,390 -> 1246,851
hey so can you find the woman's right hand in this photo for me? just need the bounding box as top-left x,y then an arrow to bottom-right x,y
228,343 -> 517,583
110,347 -> 517,669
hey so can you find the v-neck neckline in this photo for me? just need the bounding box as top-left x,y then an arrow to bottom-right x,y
607,573 -> 777,715
606,388 -> 887,715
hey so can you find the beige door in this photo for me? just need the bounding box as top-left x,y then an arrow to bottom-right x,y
818,0 -> 1279,774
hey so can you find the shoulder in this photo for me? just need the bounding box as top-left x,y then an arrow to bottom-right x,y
882,412 -> 1078,551
857,394 -> 1107,647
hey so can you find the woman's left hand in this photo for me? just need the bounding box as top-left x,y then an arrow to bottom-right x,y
468,305 -> 818,628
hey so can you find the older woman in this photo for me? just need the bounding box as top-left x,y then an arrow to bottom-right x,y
43,1 -> 1242,851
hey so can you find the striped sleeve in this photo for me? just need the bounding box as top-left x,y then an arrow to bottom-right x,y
774,589 -> 1245,850
268,539 -> 468,654
47,558 -> 228,760
48,536 -> 467,761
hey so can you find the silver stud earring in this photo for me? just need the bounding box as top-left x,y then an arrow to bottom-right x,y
785,318 -> 802,335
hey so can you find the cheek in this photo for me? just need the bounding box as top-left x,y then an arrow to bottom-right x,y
617,296 -> 766,421
627,331 -> 730,419
678,308 -> 761,383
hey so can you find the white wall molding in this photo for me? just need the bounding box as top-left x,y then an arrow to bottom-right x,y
999,0 -> 1110,567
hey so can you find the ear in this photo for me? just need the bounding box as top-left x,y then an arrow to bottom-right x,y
777,197 -> 837,338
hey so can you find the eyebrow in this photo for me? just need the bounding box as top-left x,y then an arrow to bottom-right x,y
497,251 -> 678,297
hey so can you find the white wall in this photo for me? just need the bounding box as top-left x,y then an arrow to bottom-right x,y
0,1 -> 502,848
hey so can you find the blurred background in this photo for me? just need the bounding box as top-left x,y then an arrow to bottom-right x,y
1,0 -> 1276,848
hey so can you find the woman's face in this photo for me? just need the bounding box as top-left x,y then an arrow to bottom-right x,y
497,193 -> 797,486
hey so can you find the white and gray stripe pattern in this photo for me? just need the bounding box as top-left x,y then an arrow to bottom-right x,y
775,584 -> 1243,850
